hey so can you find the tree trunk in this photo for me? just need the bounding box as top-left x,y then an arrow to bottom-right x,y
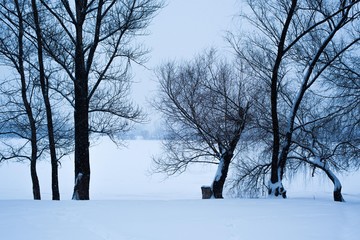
268,180 -> 287,198
72,1 -> 90,200
51,155 -> 60,200
31,159 -> 41,200
72,99 -> 90,200
30,125 -> 41,200
268,0 -> 297,199
323,167 -> 345,202
15,0 -> 41,200
211,151 -> 233,199
31,0 -> 60,200
72,71 -> 90,200
268,148 -> 287,198
333,187 -> 344,202
309,158 -> 345,202
268,134 -> 291,199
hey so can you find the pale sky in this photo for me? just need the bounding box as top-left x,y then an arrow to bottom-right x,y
132,0 -> 240,107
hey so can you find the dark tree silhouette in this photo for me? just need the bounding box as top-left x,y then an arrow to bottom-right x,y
38,0 -> 163,200
153,50 -> 251,198
229,0 -> 360,199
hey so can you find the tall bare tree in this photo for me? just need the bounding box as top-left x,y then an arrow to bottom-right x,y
31,0 -> 61,200
229,70 -> 360,201
38,0 -> 163,200
230,0 -> 360,199
0,0 -> 73,200
153,50 -> 251,198
0,0 -> 42,199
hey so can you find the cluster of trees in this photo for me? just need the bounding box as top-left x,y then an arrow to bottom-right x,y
0,0 -> 163,200
0,0 -> 358,202
153,0 -> 360,201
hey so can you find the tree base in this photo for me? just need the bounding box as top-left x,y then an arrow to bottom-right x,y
72,172 -> 90,200
334,190 -> 345,202
268,182 -> 287,198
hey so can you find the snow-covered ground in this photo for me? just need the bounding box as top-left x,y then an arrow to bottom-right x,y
0,139 -> 359,240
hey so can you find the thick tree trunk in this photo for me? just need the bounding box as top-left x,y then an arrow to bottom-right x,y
211,151 -> 233,199
268,134 -> 291,199
333,187 -> 344,202
309,157 -> 345,202
72,69 -> 90,200
323,167 -> 345,202
268,150 -> 287,198
31,0 -> 60,200
268,180 -> 287,198
210,114 -> 246,199
72,2 -> 90,200
72,100 -> 90,200
72,54 -> 90,200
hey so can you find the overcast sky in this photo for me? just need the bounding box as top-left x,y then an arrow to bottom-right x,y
0,0 -> 241,129
132,0 -> 240,108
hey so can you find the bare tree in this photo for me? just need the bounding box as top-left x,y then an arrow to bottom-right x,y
230,0 -> 360,198
0,0 -> 74,200
229,78 -> 360,201
31,0 -> 61,200
293,46 -> 360,201
37,0 -> 163,200
292,119 -> 358,201
153,50 -> 251,198
0,0 -> 42,199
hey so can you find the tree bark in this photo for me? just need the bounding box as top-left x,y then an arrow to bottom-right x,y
308,157 -> 345,202
211,151 -> 233,199
72,60 -> 90,200
323,167 -> 345,202
30,158 -> 41,200
72,95 -> 90,200
71,1 -> 91,200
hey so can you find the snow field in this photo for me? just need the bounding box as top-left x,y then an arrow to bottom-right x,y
0,198 -> 359,240
0,139 -> 359,240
